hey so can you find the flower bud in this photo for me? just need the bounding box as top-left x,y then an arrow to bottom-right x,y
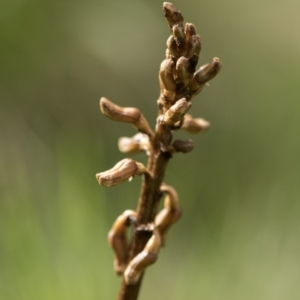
100,97 -> 140,123
172,23 -> 185,40
163,2 -> 184,29
155,184 -> 182,246
166,35 -> 180,59
100,97 -> 154,137
186,34 -> 201,59
96,158 -> 147,187
181,114 -> 211,133
171,139 -> 194,153
118,133 -> 150,154
185,23 -> 197,40
159,59 -> 176,94
124,229 -> 161,285
108,210 -> 137,275
172,24 -> 185,54
163,98 -> 191,126
176,56 -> 190,87
189,58 -> 222,96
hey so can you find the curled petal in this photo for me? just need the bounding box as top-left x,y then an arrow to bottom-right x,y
108,210 -> 137,275
155,183 -> 182,246
124,229 -> 161,285
96,158 -> 147,187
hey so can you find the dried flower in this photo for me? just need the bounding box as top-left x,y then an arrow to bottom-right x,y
108,210 -> 137,275
100,97 -> 154,137
96,158 -> 147,187
155,184 -> 182,245
124,229 -> 161,285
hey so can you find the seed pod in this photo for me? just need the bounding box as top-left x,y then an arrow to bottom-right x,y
124,229 -> 161,285
155,183 -> 182,245
189,58 -> 222,96
100,97 -> 154,137
171,139 -> 194,153
163,98 -> 192,126
163,2 -> 184,29
118,133 -> 150,154
108,210 -> 137,275
96,158 -> 147,187
181,114 -> 211,133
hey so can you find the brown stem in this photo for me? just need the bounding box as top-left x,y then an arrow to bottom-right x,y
117,132 -> 172,300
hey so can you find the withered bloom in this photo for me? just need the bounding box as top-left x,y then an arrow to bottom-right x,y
100,97 -> 154,137
108,210 -> 137,275
124,229 -> 161,285
96,158 -> 147,187
155,183 -> 182,245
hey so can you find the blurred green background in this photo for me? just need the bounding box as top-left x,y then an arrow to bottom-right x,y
1,0 -> 300,299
